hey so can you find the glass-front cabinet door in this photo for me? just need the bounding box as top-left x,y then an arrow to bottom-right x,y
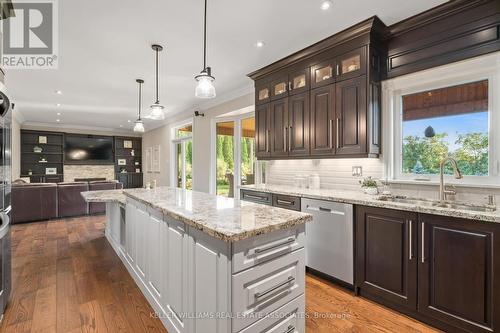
288,68 -> 310,96
255,83 -> 271,105
311,60 -> 335,88
270,75 -> 289,100
336,46 -> 366,81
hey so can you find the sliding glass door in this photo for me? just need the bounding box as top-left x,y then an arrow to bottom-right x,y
214,115 -> 255,198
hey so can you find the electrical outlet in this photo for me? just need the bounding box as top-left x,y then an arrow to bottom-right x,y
352,166 -> 363,177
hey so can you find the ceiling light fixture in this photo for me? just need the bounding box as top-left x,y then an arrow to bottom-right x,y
55,90 -> 62,95
56,103 -> 61,107
56,112 -> 61,116
56,119 -> 60,122
321,0 -> 332,10
147,44 -> 165,120
255,41 -> 265,48
133,79 -> 145,133
195,0 -> 216,99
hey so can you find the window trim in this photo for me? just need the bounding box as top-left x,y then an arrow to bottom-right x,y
170,118 -> 194,189
383,53 -> 500,186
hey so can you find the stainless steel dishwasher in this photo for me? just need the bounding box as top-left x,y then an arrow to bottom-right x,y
302,198 -> 354,285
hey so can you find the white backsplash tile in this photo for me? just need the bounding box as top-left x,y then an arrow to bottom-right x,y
265,158 -> 499,206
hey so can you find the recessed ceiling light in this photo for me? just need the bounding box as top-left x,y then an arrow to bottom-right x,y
56,103 -> 61,107
321,0 -> 333,10
55,90 -> 62,95
56,112 -> 61,116
254,41 -> 265,48
120,125 -> 123,128
56,119 -> 60,122
127,120 -> 131,123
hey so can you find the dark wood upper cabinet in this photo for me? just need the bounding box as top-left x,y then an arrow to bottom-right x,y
310,85 -> 335,156
356,206 -> 418,311
269,98 -> 289,157
335,76 -> 367,156
255,103 -> 271,158
418,214 -> 500,333
311,60 -> 335,89
270,74 -> 289,101
288,92 -> 310,156
289,68 -> 310,96
249,17 -> 386,160
336,46 -> 367,81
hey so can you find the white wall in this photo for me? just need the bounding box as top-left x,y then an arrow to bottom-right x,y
141,93 -> 254,193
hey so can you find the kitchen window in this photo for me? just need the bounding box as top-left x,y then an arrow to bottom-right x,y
385,53 -> 500,185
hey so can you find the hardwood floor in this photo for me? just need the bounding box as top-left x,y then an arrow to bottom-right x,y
0,216 -> 440,333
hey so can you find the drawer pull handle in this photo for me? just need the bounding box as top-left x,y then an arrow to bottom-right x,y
254,237 -> 295,254
255,276 -> 295,299
284,325 -> 295,333
277,199 -> 294,206
306,205 -> 345,216
245,194 -> 267,201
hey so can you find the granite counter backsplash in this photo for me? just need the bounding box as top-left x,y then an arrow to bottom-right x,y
240,184 -> 500,223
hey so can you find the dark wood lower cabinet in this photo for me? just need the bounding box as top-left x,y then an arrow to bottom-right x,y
418,214 -> 500,333
356,206 -> 418,311
116,173 -> 143,188
356,206 -> 500,333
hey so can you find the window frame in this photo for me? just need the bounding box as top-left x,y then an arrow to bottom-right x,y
383,53 -> 500,186
170,119 -> 194,190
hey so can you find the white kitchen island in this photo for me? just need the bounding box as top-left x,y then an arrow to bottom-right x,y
82,187 -> 312,333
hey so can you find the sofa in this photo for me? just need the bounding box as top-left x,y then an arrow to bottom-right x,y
12,180 -> 123,224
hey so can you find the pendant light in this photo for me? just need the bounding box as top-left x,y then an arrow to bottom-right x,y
194,0 -> 216,98
133,79 -> 145,133
148,44 -> 165,120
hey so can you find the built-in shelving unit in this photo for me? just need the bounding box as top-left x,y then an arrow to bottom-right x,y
20,130 -> 65,183
114,136 -> 143,188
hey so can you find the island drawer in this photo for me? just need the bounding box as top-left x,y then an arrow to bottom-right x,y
232,248 -> 305,332
241,190 -> 272,205
232,224 -> 305,274
272,194 -> 301,211
238,294 -> 304,333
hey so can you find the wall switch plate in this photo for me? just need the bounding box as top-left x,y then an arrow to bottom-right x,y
352,166 -> 363,177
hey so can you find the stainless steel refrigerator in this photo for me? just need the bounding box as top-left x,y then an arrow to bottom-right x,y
0,90 -> 12,321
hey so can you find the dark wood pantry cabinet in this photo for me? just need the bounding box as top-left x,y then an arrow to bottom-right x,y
249,17 -> 386,160
355,206 -> 500,333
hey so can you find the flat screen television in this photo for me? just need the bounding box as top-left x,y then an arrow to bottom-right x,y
65,135 -> 114,164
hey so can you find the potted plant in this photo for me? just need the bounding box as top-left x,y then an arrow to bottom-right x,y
360,176 -> 378,195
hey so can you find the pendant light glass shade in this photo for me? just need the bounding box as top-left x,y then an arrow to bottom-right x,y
147,44 -> 165,120
195,67 -> 216,98
195,0 -> 216,99
148,103 -> 165,120
133,120 -> 145,133
134,79 -> 145,133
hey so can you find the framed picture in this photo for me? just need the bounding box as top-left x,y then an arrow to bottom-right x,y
45,167 -> 57,175
38,136 -> 47,144
145,147 -> 153,173
123,140 -> 133,148
118,159 -> 127,166
152,145 -> 160,173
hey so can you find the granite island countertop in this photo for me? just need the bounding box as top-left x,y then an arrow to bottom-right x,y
240,184 -> 500,223
123,187 -> 312,242
81,189 -> 126,205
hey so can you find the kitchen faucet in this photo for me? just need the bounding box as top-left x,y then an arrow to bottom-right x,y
439,157 -> 463,202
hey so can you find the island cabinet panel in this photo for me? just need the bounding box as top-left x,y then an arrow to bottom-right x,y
255,103 -> 271,158
119,199 -> 307,333
310,85 -> 336,156
418,214 -> 500,333
134,206 -> 149,281
335,76 -> 367,156
355,206 -> 418,311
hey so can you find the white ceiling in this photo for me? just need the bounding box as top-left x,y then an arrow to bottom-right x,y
8,0 -> 447,133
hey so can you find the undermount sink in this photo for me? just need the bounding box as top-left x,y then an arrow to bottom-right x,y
376,196 -> 497,213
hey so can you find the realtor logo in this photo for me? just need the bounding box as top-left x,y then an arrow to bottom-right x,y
2,0 -> 58,69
